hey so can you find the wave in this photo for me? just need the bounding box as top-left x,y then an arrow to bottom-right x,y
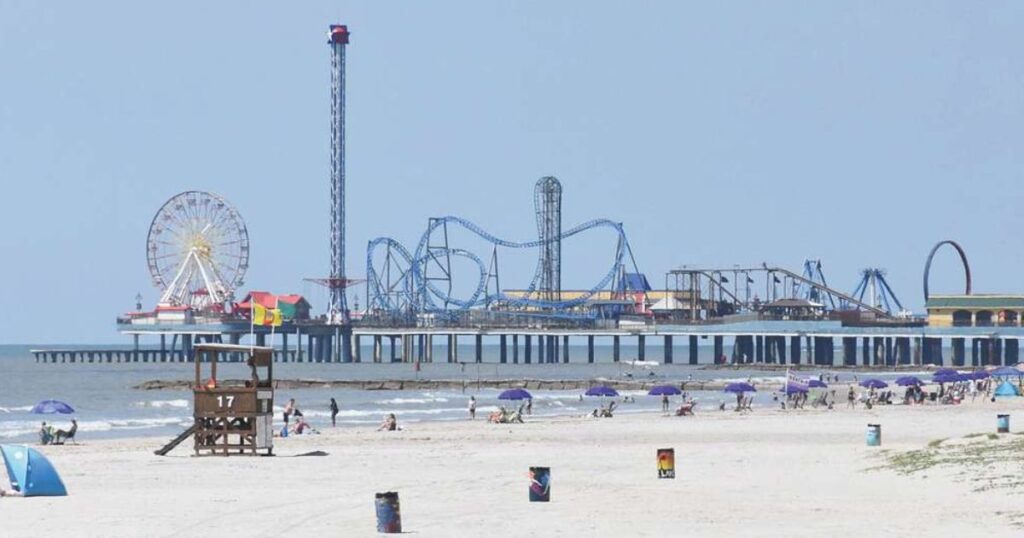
0,417 -> 189,439
0,405 -> 35,413
133,399 -> 190,409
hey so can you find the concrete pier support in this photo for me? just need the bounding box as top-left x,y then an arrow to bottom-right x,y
713,336 -> 724,364
538,336 -> 545,363
790,336 -> 800,365
637,335 -> 646,362
664,335 -> 673,364
563,335 -> 569,364
373,335 -> 382,363
500,335 -> 508,364
896,337 -> 911,365
352,334 -> 361,363
587,335 -> 595,363
425,334 -> 433,363
525,335 -> 532,364
448,335 -> 458,363
475,334 -> 483,363
755,335 -> 763,363
689,335 -> 698,365
613,335 -> 620,362
512,335 -> 519,364
547,336 -> 556,364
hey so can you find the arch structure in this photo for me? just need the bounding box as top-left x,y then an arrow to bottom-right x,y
923,240 -> 972,302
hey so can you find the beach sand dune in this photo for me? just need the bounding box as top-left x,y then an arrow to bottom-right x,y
3,399 -> 1022,537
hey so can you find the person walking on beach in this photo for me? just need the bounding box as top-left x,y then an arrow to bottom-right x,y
468,396 -> 477,420
526,399 -> 533,415
283,398 -> 295,426
847,386 -> 856,408
329,397 -> 339,427
661,394 -> 670,413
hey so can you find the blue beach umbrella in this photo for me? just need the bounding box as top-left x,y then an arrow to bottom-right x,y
933,368 -> 959,377
895,376 -> 924,386
0,444 -> 67,497
932,373 -> 966,384
859,379 -> 888,389
497,388 -> 532,401
969,371 -> 990,380
585,386 -> 619,397
723,382 -> 756,393
30,400 -> 75,415
647,385 -> 682,396
784,382 -> 809,394
991,366 -> 1024,378
807,379 -> 827,388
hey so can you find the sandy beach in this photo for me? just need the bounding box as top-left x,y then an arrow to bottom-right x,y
3,395 -> 1023,537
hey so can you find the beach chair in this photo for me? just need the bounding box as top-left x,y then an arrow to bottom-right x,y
53,422 -> 78,445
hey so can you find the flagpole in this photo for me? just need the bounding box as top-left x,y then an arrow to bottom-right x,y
249,298 -> 255,355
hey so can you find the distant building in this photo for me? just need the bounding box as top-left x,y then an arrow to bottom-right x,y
237,291 -> 312,321
925,295 -> 1024,327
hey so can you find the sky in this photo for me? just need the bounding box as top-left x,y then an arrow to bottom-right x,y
1,2 -> 1022,344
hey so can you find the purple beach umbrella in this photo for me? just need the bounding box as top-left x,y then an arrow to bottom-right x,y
807,379 -> 827,388
647,385 -> 682,396
723,382 -> 756,393
585,385 -> 619,397
498,388 -> 532,400
895,376 -> 923,386
30,400 -> 75,415
859,379 -> 888,389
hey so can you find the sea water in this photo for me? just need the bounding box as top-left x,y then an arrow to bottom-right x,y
0,344 -> 926,444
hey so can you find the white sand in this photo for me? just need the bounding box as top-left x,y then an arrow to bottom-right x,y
3,397 -> 1023,537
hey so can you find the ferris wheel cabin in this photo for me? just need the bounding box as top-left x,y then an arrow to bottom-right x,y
192,343 -> 274,456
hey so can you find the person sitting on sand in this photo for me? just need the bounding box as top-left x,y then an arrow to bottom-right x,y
675,399 -> 696,416
377,413 -> 398,431
39,422 -> 54,445
291,416 -> 319,435
489,407 -> 508,423
53,419 -> 77,445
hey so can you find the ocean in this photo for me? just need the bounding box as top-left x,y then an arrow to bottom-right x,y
0,344 -> 931,445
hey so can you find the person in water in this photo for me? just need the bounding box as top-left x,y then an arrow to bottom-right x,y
378,413 -> 398,431
329,398 -> 339,427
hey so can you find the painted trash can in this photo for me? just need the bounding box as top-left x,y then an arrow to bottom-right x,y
866,424 -> 881,446
998,414 -> 1010,433
375,492 -> 401,533
657,448 -> 675,479
529,466 -> 550,502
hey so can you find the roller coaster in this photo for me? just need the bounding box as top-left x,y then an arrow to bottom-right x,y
365,177 -> 645,322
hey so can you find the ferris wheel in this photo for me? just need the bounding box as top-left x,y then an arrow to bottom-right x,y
146,191 -> 249,309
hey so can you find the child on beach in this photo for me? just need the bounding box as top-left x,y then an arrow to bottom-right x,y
378,413 -> 398,431
468,396 -> 476,420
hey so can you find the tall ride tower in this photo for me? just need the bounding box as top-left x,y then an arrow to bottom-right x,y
534,176 -> 563,303
328,24 -> 349,324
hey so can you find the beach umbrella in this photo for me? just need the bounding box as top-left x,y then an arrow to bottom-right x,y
991,366 -> 1024,378
859,379 -> 888,389
895,376 -> 924,386
30,400 -> 75,415
784,382 -> 808,394
0,444 -> 67,497
723,382 -> 756,393
647,385 -> 682,396
807,379 -> 827,388
932,373 -> 966,384
933,368 -> 959,377
969,371 -> 990,380
498,388 -> 532,401
585,386 -> 619,397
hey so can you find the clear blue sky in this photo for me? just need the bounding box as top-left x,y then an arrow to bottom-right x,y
1,2 -> 1022,344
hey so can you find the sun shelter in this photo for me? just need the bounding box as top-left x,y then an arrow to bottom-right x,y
995,379 -> 1019,395
0,445 -> 67,496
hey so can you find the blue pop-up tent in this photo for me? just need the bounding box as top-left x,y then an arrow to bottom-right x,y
994,381 -> 1021,398
0,444 -> 67,496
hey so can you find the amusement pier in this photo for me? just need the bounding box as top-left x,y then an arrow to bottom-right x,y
31,24 -> 1024,369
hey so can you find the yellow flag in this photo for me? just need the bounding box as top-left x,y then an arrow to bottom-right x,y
270,308 -> 283,327
253,303 -> 268,326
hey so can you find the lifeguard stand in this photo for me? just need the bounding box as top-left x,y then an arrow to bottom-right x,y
192,343 -> 274,456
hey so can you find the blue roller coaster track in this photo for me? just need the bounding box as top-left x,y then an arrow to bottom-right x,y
366,215 -> 643,317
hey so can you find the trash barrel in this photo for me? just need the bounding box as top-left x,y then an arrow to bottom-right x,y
998,414 -> 1010,434
529,467 -> 550,502
866,424 -> 881,446
657,448 -> 675,479
375,492 -> 401,533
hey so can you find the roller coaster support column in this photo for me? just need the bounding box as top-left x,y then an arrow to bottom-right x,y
689,336 -> 698,365
475,334 -> 483,363
500,335 -> 507,364
1005,339 -> 1019,365
714,336 -> 724,364
512,335 -> 519,364
525,335 -> 532,364
613,336 -> 621,362
563,335 -> 569,363
664,336 -> 673,364
588,335 -> 595,363
638,335 -> 646,362
952,338 -> 965,366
